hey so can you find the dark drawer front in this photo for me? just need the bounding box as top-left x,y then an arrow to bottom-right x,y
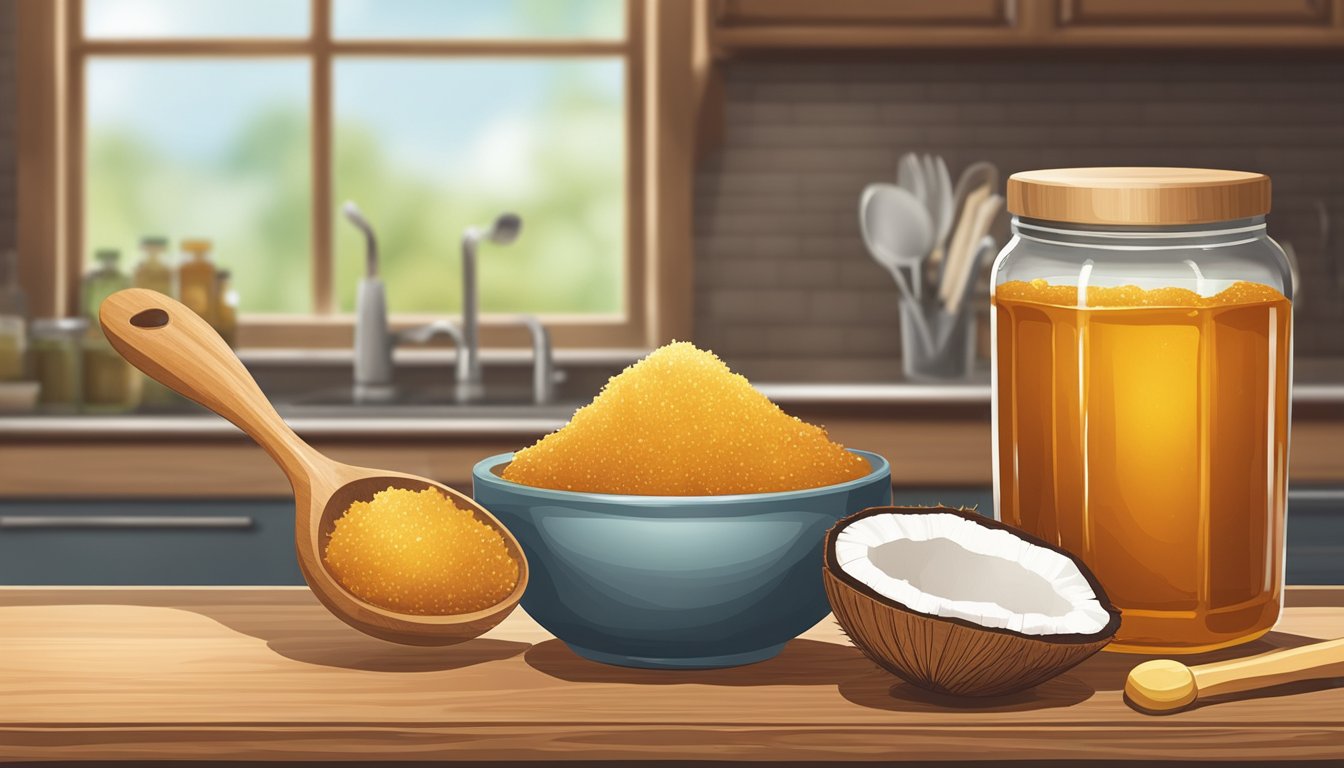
893,487 -> 1344,585
1,490 -> 1339,585
1285,489 -> 1344,585
0,501 -> 304,585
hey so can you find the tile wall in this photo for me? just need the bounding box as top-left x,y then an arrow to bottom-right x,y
694,56 -> 1344,381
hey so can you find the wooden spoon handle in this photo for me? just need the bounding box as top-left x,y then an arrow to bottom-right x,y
99,288 -> 317,482
1194,637 -> 1344,701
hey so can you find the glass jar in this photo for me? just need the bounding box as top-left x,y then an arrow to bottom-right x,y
134,235 -> 176,298
134,236 -> 182,408
0,248 -> 27,382
990,168 -> 1291,654
82,249 -> 130,321
178,238 -> 218,326
30,318 -> 88,412
82,326 -> 142,414
215,268 -> 238,347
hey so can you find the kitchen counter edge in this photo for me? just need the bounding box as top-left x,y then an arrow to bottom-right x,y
2,382 -> 1342,438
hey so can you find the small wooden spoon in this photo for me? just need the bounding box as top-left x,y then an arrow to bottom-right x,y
99,288 -> 528,646
1126,637 -> 1344,714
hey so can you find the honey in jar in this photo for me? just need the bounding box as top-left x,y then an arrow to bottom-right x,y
991,168 -> 1292,653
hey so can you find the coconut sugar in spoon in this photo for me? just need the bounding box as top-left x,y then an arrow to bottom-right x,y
99,288 -> 528,646
1126,637 -> 1344,714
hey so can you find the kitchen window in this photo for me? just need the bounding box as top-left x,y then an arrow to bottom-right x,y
17,0 -> 698,349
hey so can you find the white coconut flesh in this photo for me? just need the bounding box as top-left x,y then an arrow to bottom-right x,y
834,512 -> 1112,637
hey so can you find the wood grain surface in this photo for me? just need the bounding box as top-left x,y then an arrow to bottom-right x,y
1006,167 -> 1271,226
2,587 -> 1342,763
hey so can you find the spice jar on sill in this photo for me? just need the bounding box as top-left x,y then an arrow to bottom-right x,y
132,235 -> 186,408
215,268 -> 238,348
82,324 -> 141,414
81,249 -> 129,322
0,248 -> 27,382
990,168 -> 1291,654
178,238 -> 218,326
133,235 -> 176,298
30,318 -> 87,412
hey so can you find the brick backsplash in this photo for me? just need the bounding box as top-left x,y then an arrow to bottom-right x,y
693,57 -> 1344,382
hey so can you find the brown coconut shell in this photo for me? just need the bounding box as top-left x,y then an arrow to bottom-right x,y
823,505 -> 1121,698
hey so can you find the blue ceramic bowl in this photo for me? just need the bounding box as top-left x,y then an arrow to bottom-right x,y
472,450 -> 891,669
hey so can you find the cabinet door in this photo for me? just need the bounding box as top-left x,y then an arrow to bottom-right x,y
1059,0 -> 1331,26
1285,489 -> 1344,585
0,500 -> 304,585
718,0 -> 1014,28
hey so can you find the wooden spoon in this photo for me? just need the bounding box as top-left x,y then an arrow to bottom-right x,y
1126,637 -> 1344,714
99,288 -> 528,646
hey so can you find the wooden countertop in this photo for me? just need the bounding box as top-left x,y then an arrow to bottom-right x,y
2,587 -> 1342,764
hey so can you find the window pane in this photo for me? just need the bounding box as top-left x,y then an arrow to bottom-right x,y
333,0 -> 624,40
86,60 -> 312,314
333,60 -> 624,316
84,0 -> 309,38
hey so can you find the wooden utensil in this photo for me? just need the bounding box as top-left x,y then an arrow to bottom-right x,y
941,192 -> 1003,315
937,184 -> 992,307
99,288 -> 528,646
1126,637 -> 1344,713
931,161 -> 999,273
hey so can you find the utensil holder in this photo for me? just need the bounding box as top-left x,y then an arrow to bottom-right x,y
899,302 -> 976,381
898,237 -> 996,381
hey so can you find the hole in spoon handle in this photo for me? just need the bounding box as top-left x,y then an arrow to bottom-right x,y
130,308 -> 169,328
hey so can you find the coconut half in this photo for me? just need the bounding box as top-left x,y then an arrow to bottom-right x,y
823,506 -> 1121,697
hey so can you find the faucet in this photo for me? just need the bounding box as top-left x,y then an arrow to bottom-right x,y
344,202 -> 561,405
458,213 -> 520,402
519,314 -> 559,405
345,201 -> 399,403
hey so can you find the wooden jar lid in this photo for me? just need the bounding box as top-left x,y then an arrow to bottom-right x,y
1006,167 -> 1270,226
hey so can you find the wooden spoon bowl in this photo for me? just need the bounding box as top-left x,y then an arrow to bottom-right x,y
299,470 -> 528,646
100,288 -> 528,646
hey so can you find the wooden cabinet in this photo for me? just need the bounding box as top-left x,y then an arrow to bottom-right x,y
3,491 -> 1340,587
717,0 -> 1014,28
711,0 -> 1344,51
1058,0 -> 1332,27
713,0 -> 1022,49
0,500 -> 304,585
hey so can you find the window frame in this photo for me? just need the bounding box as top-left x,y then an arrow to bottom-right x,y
16,0 -> 698,350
